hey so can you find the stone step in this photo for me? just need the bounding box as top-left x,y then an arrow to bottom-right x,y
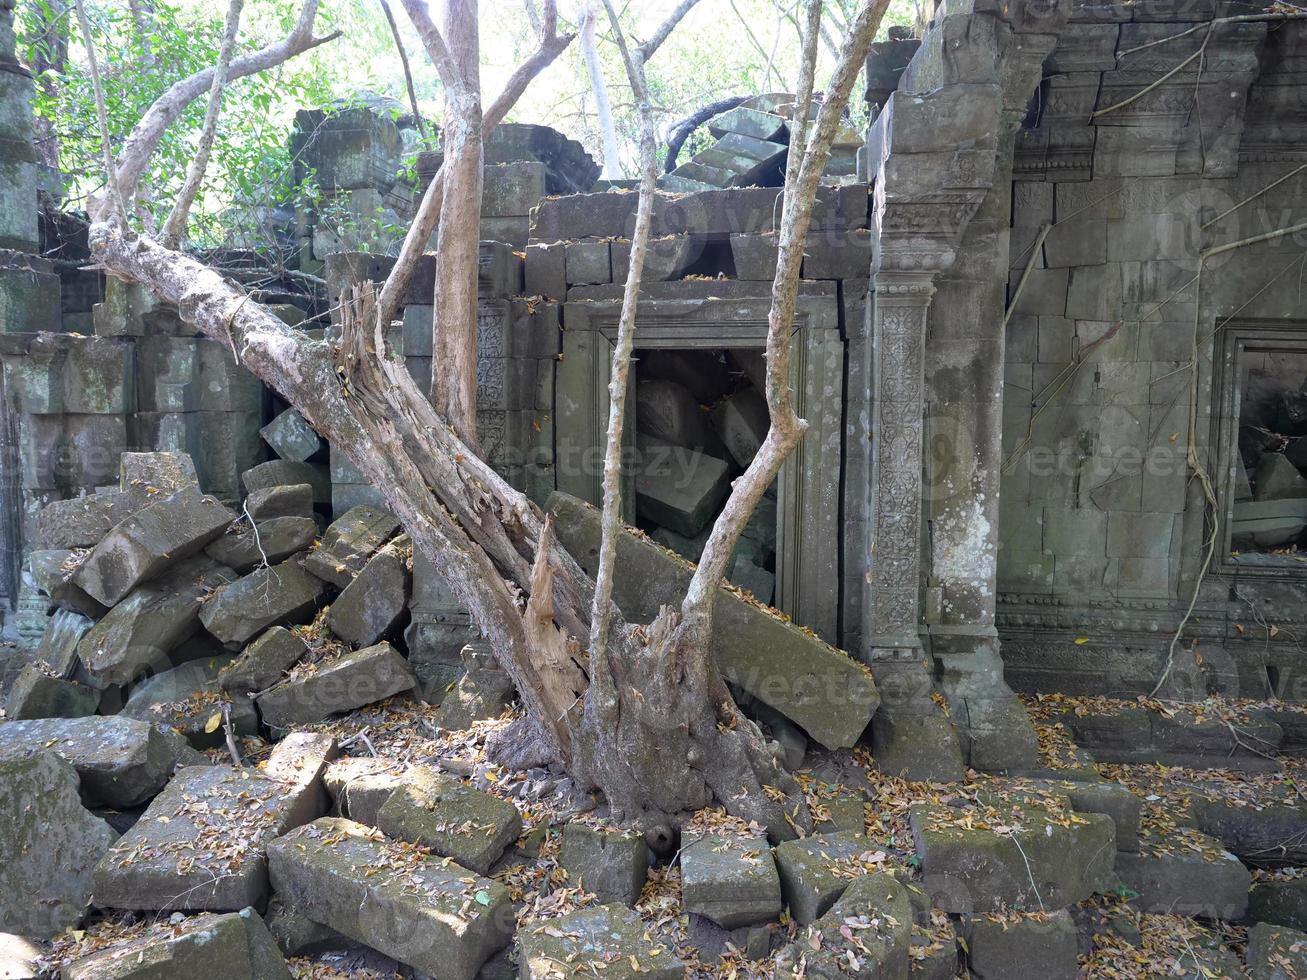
547,492 -> 880,750
1191,797 -> 1307,868
376,767 -> 522,874
681,831 -> 782,929
1116,827 -> 1251,920
708,106 -> 789,143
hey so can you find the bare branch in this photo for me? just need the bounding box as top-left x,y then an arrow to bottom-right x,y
111,0 -> 336,212
683,0 -> 889,619
637,0 -> 702,61
522,0 -> 542,35
378,0 -> 428,140
396,0 -> 461,93
73,0 -> 128,225
587,0 -> 658,684
161,0 -> 245,248
580,0 -> 622,179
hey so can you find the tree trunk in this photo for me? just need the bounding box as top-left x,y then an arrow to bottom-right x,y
579,0 -> 622,180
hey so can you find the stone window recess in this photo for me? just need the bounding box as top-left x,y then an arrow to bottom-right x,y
555,291 -> 846,644
1216,323 -> 1307,564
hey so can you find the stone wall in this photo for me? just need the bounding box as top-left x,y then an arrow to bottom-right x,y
996,3 -> 1307,699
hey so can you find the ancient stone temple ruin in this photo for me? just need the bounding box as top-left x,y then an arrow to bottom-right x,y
11,0 -> 1307,974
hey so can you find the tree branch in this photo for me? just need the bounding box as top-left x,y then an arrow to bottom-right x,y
378,0 -> 428,140
161,0 -> 245,248
109,0 -> 336,213
74,0 -> 128,225
637,0 -> 702,61
396,0 -> 461,94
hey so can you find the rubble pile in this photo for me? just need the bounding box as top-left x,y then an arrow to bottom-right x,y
1233,365 -> 1307,553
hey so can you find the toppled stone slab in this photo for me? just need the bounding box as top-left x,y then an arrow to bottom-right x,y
773,830 -> 880,924
377,767 -> 522,874
260,409 -> 322,463
302,505 -> 400,587
265,732 -> 338,814
120,659 -> 258,750
204,517 -> 318,573
257,641 -> 415,730
0,716 -> 196,808
558,822 -> 649,905
1191,797 -> 1307,869
327,538 -> 410,647
218,625 -> 308,695
72,489 -> 236,606
245,483 -> 315,521
964,909 -> 1078,980
241,459 -> 330,503
548,492 -> 879,749
1247,921 -> 1307,980
265,895 -> 350,957
1116,828 -> 1251,920
4,663 -> 99,719
119,451 -> 199,496
711,388 -> 769,468
323,756 -> 407,825
681,833 -> 782,929
78,556 -> 238,688
432,643 -> 514,730
635,434 -> 731,537
0,753 -> 116,938
91,764 -> 324,912
519,904 -> 685,980
1249,876 -> 1307,931
33,607 -> 94,679
773,873 -> 912,979
199,561 -> 327,647
1060,705 -> 1283,771
63,908 -> 292,980
267,817 -> 513,980
36,491 -> 139,550
28,549 -> 108,618
911,801 -> 1116,913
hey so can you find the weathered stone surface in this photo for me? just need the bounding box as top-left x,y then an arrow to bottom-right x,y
72,489 -> 236,606
200,561 -> 327,648
302,505 -> 400,587
1255,453 -> 1307,502
729,233 -> 780,280
257,641 -> 415,730
327,539 -> 410,647
92,764 -> 323,912
267,817 -> 513,980
265,895 -> 349,956
218,626 -> 308,695
911,803 -> 1116,913
121,658 -> 259,749
245,483 -> 315,521
0,716 -> 195,808
323,756 -> 406,826
0,933 -> 41,979
1117,831 -> 1251,920
78,556 -> 238,688
1247,921 -> 1307,980
431,643 -> 514,730
681,833 -> 782,929
1249,877 -> 1307,931
241,460 -> 330,503
710,388 -> 769,468
204,516 -> 318,573
259,409 -> 322,463
118,452 -> 199,496
4,663 -> 99,719
548,493 -> 879,749
519,904 -> 685,980
773,830 -> 877,924
610,235 -> 697,282
1060,706 -> 1283,771
0,752 -> 116,938
377,767 -> 522,874
264,732 -> 338,818
639,348 -> 732,404
870,708 -> 966,783
1192,798 -> 1307,869
28,549 -> 108,618
774,873 -> 913,980
559,823 -> 649,906
636,378 -> 726,456
64,908 -> 292,980
709,106 -> 788,142
635,434 -> 731,536
35,491 -> 139,550
964,909 -> 1078,980
32,607 -> 94,678
564,240 -> 611,285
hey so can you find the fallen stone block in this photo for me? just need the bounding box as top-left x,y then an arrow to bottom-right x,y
0,752 -> 116,938
78,556 -> 238,688
1061,705 -> 1283,771
256,641 -> 416,730
204,517 -> 318,573
245,483 -> 315,521
870,707 -> 966,784
519,904 -> 685,980
218,626 -> 308,695
635,378 -> 726,456
28,549 -> 108,618
431,644 -> 514,730
773,830 -> 881,924
323,756 -> 407,825
639,348 -> 732,404
548,492 -> 879,749
118,451 -> 199,496
558,822 -> 649,906
73,489 -> 236,605
1191,797 -> 1307,869
265,895 -> 351,956
964,909 -> 1078,980
4,663 -> 99,719
377,767 -> 522,874
302,505 -> 401,587
265,732 -> 338,814
711,388 -> 769,468
35,490 -> 138,550
773,873 -> 912,979
260,408 -> 322,463
1117,829 -> 1251,920
121,658 -> 259,750
1255,453 -> 1307,502
1247,921 -> 1307,980
32,607 -> 94,678
327,538 -> 410,647
681,832 -> 782,929
63,908 -> 292,980
91,764 -> 324,912
708,106 -> 788,143
200,561 -> 327,648
0,716 -> 196,808
241,459 -> 330,503
267,817 -> 514,979
610,235 -> 698,282
635,434 -> 731,537
684,914 -> 771,965
911,801 -> 1116,913
1249,876 -> 1307,931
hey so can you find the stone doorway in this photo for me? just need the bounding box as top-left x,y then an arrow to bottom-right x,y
555,289 -> 845,642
